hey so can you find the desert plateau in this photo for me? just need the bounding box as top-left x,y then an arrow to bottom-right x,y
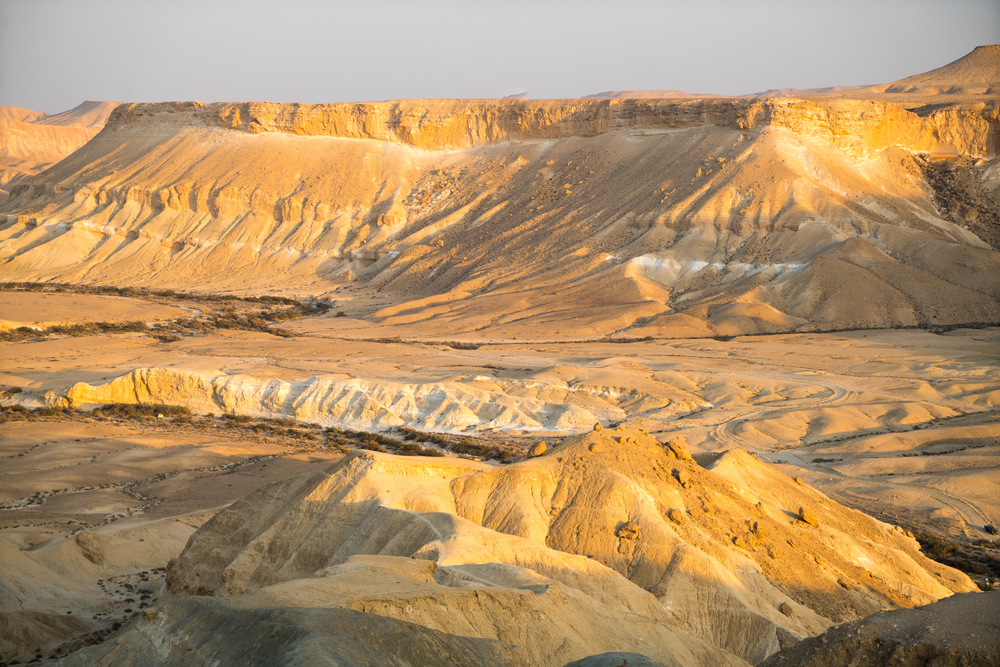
0,29 -> 998,667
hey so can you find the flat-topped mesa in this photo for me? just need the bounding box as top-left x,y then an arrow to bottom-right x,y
105,98 -> 999,156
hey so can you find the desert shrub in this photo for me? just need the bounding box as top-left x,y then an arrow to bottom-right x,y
451,439 -> 494,458
93,403 -> 191,418
356,441 -> 385,453
444,341 -> 480,350
394,442 -> 445,457
222,413 -> 253,424
0,404 -> 31,423
33,406 -> 70,417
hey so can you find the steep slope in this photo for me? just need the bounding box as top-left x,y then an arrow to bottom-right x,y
163,428 -> 974,666
1,97 -> 997,336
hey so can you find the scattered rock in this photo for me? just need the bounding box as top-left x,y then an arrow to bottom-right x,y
593,423 -> 603,432
75,530 -> 105,565
616,522 -> 640,540
676,469 -> 692,488
794,477 -> 804,486
667,508 -> 685,525
799,507 -> 819,526
665,437 -> 692,461
528,442 -> 546,457
779,602 -> 793,617
589,443 -> 603,454
142,609 -> 158,621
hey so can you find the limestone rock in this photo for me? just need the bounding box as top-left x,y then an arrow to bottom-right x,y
529,442 -> 547,457
75,531 -> 104,565
799,507 -> 819,527
667,509 -> 686,525
666,437 -> 692,462
779,602 -> 793,617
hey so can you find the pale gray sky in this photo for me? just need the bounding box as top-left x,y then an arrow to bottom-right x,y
1,0 -> 997,114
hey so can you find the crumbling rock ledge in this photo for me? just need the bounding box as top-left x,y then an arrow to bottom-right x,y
106,98 -> 999,157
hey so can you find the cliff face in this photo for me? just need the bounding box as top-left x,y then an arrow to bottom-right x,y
105,98 -> 999,156
2,97 -> 998,336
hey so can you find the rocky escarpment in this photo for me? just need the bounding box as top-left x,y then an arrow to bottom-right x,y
102,97 -> 999,156
2,95 -> 998,336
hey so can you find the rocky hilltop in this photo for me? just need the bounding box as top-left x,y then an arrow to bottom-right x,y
58,427 -> 973,667
101,96 -> 1000,154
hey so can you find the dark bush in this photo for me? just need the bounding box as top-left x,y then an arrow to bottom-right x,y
93,403 -> 191,418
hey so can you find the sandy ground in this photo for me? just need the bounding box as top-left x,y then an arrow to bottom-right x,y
3,296 -> 997,546
0,292 -> 189,329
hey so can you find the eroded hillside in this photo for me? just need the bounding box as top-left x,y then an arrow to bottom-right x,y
1,97 -> 998,337
63,428 -> 974,667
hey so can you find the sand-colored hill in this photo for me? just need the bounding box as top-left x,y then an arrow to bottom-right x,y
0,96 -> 997,337
813,44 -> 1000,107
760,591 -> 1000,667
155,429 -> 972,666
0,101 -> 118,200
33,101 -> 121,129
873,44 -> 1000,97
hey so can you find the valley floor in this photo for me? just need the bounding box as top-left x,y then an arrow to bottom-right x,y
1,290 -> 998,663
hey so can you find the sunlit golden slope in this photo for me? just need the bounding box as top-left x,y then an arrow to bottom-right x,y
1,96 -> 998,337
153,429 -> 973,666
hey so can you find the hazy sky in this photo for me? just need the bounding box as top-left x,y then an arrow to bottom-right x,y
1,0 -> 997,113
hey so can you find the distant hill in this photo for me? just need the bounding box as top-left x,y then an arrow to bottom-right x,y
582,86 -> 869,100
35,100 -> 120,128
0,101 -> 119,198
869,44 -> 1000,96
583,45 -> 999,100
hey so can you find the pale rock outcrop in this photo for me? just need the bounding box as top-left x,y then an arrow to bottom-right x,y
53,366 -> 713,433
